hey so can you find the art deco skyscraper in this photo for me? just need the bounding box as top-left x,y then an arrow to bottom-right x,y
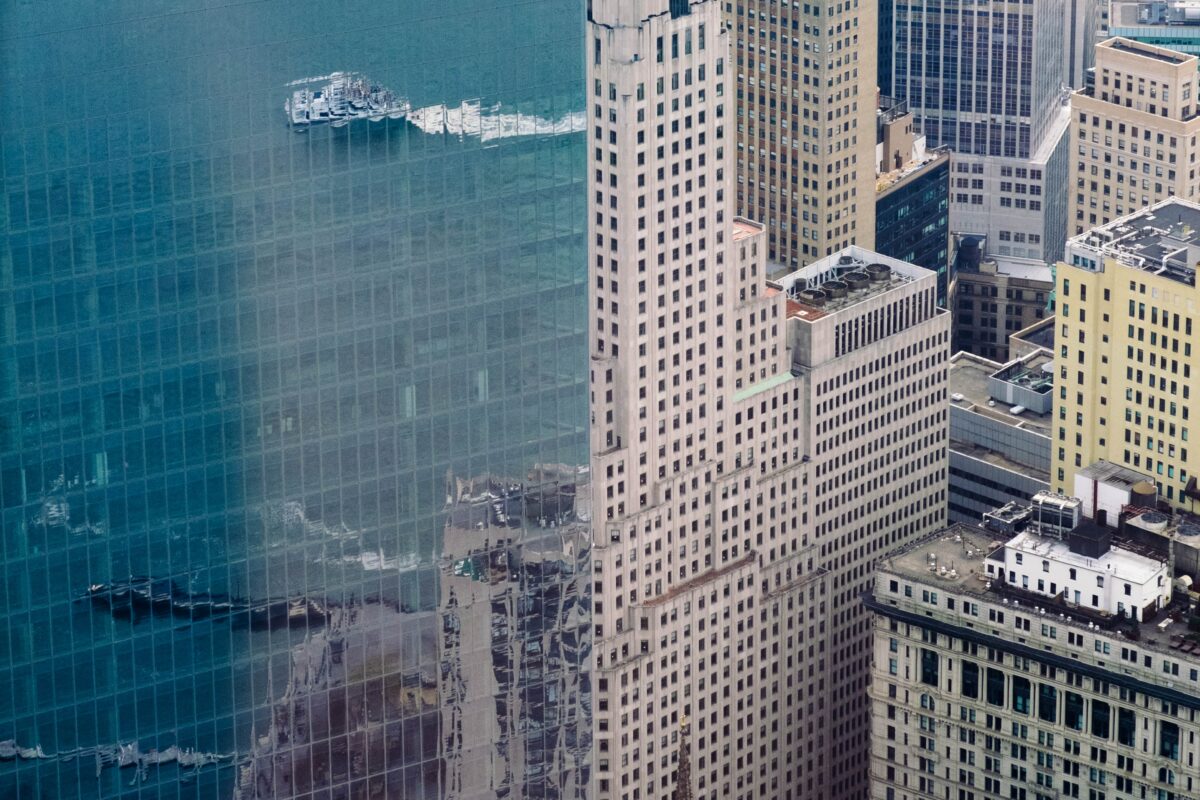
727,0 -> 879,268
588,4 -> 950,799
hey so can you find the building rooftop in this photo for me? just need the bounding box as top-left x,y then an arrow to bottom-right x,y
1066,199 -> 1200,287
732,217 -> 763,242
1005,527 -> 1165,584
949,351 -> 1053,437
993,351 -> 1055,395
876,142 -> 949,194
1113,0 -> 1200,31
1078,459 -> 1158,492
770,247 -> 933,320
879,523 -> 1189,654
1103,35 -> 1194,64
1010,317 -> 1055,352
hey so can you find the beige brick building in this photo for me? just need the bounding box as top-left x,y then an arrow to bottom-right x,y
728,0 -> 877,269
868,514 -> 1200,800
588,3 -> 949,798
1070,37 -> 1200,237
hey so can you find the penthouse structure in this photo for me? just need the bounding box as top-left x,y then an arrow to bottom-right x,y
587,5 -> 949,798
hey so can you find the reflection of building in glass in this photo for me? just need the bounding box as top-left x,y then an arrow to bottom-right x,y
438,470 -> 591,800
0,1 -> 588,797
233,471 -> 591,799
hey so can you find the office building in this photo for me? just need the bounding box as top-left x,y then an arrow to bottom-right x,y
875,99 -> 952,305
588,5 -> 949,797
867,498 -> 1200,800
0,2 -> 590,798
1055,199 -> 1200,510
1069,37 -> 1200,237
949,351 -> 1053,524
728,0 -> 878,268
891,0 -> 1072,263
1109,0 -> 1200,58
952,237 -> 1054,361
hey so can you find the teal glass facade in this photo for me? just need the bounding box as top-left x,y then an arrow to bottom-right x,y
0,2 -> 591,798
875,157 -> 951,306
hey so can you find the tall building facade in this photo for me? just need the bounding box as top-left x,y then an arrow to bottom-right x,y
868,513 -> 1199,800
875,99 -> 951,305
1065,0 -> 1102,89
891,0 -> 1072,263
1069,37 -> 1200,237
0,2 -> 590,798
728,0 -> 878,268
1054,199 -> 1200,511
587,7 -> 949,798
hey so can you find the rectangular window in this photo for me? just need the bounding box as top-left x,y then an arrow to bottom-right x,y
962,661 -> 980,699
1065,692 -> 1085,731
1117,707 -> 1135,746
921,648 -> 940,686
987,668 -> 1005,706
1092,700 -> 1110,739
1038,684 -> 1057,723
1160,721 -> 1180,760
1013,677 -> 1031,715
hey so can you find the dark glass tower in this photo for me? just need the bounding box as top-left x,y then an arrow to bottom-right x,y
0,3 -> 590,798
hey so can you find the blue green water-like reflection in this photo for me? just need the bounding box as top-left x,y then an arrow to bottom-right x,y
0,1 -> 590,796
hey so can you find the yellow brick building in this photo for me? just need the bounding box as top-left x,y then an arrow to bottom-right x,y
1055,199 -> 1200,510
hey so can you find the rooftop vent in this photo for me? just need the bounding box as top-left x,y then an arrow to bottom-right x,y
866,263 -> 891,282
845,271 -> 870,290
797,288 -> 827,306
824,280 -> 848,298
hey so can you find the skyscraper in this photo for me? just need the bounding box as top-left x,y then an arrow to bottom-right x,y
1069,37 -> 1200,237
728,0 -> 878,268
890,0 -> 1072,263
0,2 -> 590,797
1054,199 -> 1200,511
587,4 -> 950,797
